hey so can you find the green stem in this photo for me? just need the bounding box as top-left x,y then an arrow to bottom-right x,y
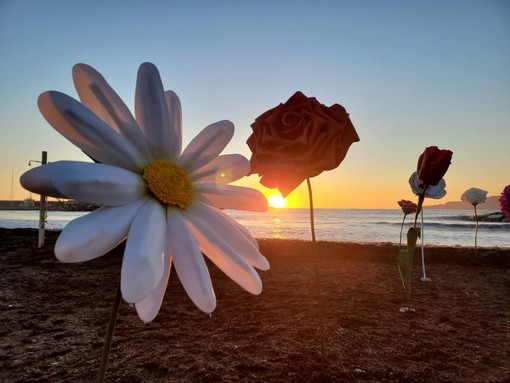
405,187 -> 426,307
97,281 -> 122,383
413,189 -> 426,228
399,214 -> 407,248
306,178 -> 324,374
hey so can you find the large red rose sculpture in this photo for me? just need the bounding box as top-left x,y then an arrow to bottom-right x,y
247,91 -> 360,197
247,91 -> 359,370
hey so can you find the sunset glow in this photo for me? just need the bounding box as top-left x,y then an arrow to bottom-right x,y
0,2 -> 508,209
267,193 -> 287,209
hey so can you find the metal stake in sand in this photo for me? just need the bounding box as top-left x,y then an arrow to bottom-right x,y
419,209 -> 431,282
306,178 -> 325,373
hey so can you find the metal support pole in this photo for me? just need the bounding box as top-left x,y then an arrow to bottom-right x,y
38,151 -> 47,248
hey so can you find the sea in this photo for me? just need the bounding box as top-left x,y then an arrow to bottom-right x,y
1,208 -> 509,248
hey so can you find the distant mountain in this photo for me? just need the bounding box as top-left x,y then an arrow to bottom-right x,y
426,195 -> 501,210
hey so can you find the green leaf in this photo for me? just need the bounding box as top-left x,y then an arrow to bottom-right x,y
397,249 -> 410,302
398,227 -> 421,303
407,227 -> 421,253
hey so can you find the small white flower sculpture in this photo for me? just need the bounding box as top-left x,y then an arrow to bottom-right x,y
461,187 -> 488,254
461,187 -> 488,206
20,63 -> 269,323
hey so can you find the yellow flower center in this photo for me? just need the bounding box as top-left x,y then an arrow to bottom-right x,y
143,160 -> 193,208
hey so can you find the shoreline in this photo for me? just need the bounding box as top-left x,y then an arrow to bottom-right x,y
0,202 -> 99,212
2,227 -> 509,250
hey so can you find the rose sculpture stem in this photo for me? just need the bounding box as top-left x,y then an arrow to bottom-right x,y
306,178 -> 325,373
474,204 -> 479,256
97,282 -> 122,383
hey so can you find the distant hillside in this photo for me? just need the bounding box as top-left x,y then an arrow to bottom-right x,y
426,195 -> 501,210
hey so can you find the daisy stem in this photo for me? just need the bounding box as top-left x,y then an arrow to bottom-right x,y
306,178 -> 325,373
97,281 -> 122,383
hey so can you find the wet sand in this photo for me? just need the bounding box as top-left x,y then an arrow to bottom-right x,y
1,228 -> 509,382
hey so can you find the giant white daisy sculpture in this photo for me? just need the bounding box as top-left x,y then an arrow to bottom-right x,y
20,63 -> 269,323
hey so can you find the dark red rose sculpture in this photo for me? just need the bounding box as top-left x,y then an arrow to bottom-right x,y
247,91 -> 360,197
398,199 -> 418,215
416,146 -> 453,187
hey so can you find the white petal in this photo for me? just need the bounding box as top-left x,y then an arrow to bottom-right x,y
72,63 -> 153,161
182,208 -> 263,295
425,179 -> 447,199
167,209 -> 216,313
49,161 -> 147,206
409,172 -> 447,199
227,217 -> 260,250
135,63 -> 173,160
188,203 -> 269,270
38,91 -> 146,171
190,154 -> 250,184
55,198 -> 148,262
135,255 -> 172,323
178,120 -> 234,173
194,184 -> 268,212
408,172 -> 422,195
164,90 -> 182,160
121,199 -> 166,303
20,163 -> 68,199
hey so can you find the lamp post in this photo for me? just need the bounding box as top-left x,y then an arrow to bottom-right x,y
29,151 -> 47,248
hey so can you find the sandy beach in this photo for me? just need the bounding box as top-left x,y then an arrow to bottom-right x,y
1,228 -> 509,382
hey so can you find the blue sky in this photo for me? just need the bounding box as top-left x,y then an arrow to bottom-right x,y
1,0 -> 509,207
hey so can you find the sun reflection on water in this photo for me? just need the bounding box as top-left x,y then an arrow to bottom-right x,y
271,215 -> 284,239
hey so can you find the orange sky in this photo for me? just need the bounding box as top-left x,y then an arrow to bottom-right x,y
0,2 -> 508,209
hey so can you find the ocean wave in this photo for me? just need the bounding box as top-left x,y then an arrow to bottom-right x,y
2,209 -> 509,247
376,221 -> 510,231
424,222 -> 510,231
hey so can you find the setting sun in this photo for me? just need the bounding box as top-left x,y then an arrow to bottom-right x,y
267,193 -> 287,209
